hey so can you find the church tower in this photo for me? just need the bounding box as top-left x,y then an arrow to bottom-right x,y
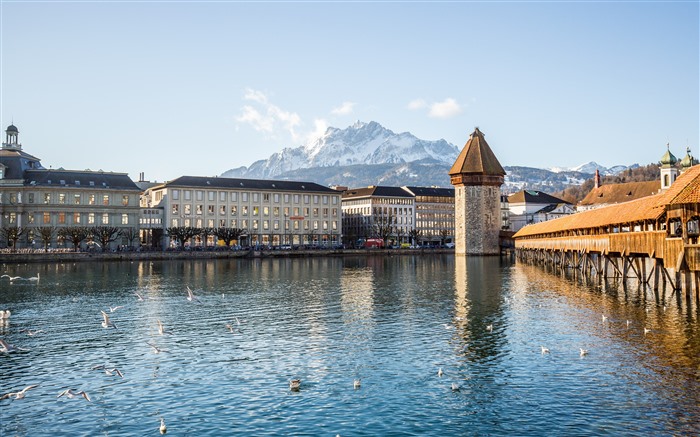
449,128 -> 506,255
659,143 -> 678,191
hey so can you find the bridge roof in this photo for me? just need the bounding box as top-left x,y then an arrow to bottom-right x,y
514,164 -> 700,238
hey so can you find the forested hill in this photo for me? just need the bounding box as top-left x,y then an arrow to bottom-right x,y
555,163 -> 661,204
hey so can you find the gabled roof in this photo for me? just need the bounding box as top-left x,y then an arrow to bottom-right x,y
579,181 -> 659,207
162,175 -> 337,193
514,165 -> 700,238
535,203 -> 574,214
0,149 -> 44,179
402,186 -> 455,197
25,169 -> 140,191
508,190 -> 570,205
448,128 -> 506,176
342,185 -> 414,199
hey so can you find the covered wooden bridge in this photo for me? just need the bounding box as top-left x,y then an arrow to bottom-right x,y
513,165 -> 700,300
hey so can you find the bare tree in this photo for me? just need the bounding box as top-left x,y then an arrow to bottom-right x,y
214,227 -> 246,248
166,226 -> 199,249
35,226 -> 55,251
373,212 -> 396,247
58,226 -> 90,252
91,226 -> 121,252
439,229 -> 450,246
120,227 -> 139,249
408,228 -> 421,246
1,226 -> 23,251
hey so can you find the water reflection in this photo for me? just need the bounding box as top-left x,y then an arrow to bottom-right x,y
0,256 -> 698,436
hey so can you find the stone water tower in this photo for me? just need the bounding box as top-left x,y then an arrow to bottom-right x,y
448,127 -> 505,255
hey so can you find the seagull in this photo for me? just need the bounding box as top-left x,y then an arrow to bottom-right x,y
1,384 -> 38,400
601,314 -> 607,323
57,389 -> 91,402
20,329 -> 44,337
580,348 -> 589,357
133,292 -> 145,301
644,327 -> 651,335
157,320 -> 172,335
146,342 -> 168,354
91,364 -> 124,378
27,273 -> 40,282
0,310 -> 11,319
160,417 -> 167,434
186,286 -> 202,303
541,346 -> 550,354
486,324 -> 493,332
353,379 -> 361,389
225,317 -> 243,334
626,320 -> 631,328
438,367 -> 444,377
289,379 -> 301,391
109,305 -> 124,313
0,338 -> 29,353
100,310 -> 117,329
451,382 -> 460,391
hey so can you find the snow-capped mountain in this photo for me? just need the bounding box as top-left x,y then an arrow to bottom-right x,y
550,162 -> 638,175
221,121 -> 460,180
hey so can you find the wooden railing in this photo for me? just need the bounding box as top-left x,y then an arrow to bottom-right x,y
515,231 -> 700,271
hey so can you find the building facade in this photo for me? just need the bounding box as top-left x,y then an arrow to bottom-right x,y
141,176 -> 343,248
402,186 -> 455,245
0,124 -> 141,250
341,186 -> 415,247
507,190 -> 574,232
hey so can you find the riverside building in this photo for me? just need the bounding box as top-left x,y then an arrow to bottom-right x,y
140,176 -> 343,248
0,124 -> 141,250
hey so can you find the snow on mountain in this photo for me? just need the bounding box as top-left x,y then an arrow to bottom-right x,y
549,161 -> 635,175
221,121 -> 460,180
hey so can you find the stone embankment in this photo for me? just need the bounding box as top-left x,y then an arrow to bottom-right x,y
0,248 -> 453,264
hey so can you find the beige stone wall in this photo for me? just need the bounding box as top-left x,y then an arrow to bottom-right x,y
454,184 -> 501,255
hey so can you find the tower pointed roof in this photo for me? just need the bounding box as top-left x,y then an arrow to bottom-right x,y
448,127 -> 506,176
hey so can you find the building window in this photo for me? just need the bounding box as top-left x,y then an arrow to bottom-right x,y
172,218 -> 179,227
253,206 -> 259,216
89,194 -> 96,205
74,213 -> 81,224
8,212 -> 16,224
28,193 -> 34,204
184,204 -> 191,215
304,195 -> 310,204
73,194 -> 81,204
274,194 -> 280,203
103,195 -> 109,206
253,193 -> 259,202
284,194 -> 290,203
242,206 -> 248,216
242,193 -> 248,202
219,192 -> 226,202
122,195 -> 129,206
263,220 -> 269,230
172,204 -> 179,214
220,206 -> 226,215
263,206 -> 269,216
58,212 -> 66,224
102,213 -> 109,224
253,219 -> 259,230
208,205 -> 215,215
196,205 -> 203,215
59,193 -> 66,204
27,213 -> 35,224
219,219 -> 226,227
184,190 -> 191,201
231,219 -> 238,228
196,191 -> 203,201
294,194 -> 300,204
241,219 -> 248,229
231,205 -> 237,216
120,214 -> 127,225
172,190 -> 179,200
208,191 -> 215,201
230,192 -> 237,202
314,195 -> 319,204
207,219 -> 214,228
43,212 -> 51,224
323,195 -> 328,205
273,207 -> 279,217
263,193 -> 269,202
88,213 -> 95,224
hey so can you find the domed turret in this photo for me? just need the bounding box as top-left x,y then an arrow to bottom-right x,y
679,146 -> 698,171
4,123 -> 21,149
6,124 -> 18,133
659,143 -> 677,167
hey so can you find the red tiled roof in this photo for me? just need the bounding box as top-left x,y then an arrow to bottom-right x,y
448,128 -> 506,176
578,181 -> 659,207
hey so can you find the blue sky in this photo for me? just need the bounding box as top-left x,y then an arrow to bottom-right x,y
1,1 -> 698,183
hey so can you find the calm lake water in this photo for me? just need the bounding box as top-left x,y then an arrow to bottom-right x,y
1,255 -> 699,436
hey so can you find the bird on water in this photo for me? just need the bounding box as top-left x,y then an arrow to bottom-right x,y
57,389 -> 91,402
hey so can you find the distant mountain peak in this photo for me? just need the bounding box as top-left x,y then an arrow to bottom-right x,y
222,121 -> 460,180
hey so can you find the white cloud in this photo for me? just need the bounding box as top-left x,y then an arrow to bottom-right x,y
235,88 -> 302,141
331,101 -> 355,116
306,118 -> 329,144
407,98 -> 427,110
428,98 -> 461,118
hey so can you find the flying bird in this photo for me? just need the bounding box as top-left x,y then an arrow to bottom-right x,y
186,286 -> 202,303
91,364 -> 124,378
20,329 -> 44,336
541,346 -> 550,354
100,311 -> 117,329
109,306 -> 124,313
580,348 -> 589,357
157,320 -> 172,335
0,338 -> 29,353
146,342 -> 168,354
57,389 -> 91,402
1,384 -> 38,400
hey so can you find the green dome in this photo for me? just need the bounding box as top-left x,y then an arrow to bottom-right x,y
679,147 -> 698,169
659,144 -> 677,166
